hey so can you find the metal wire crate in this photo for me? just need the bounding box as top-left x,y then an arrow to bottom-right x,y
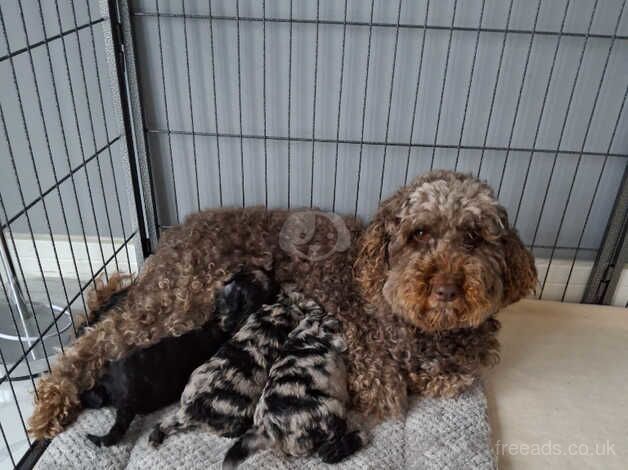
0,0 -> 626,467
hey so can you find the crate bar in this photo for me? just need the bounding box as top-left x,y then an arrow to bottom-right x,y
0,422 -> 14,468
85,1 -> 132,269
583,167 -> 628,304
11,0 -> 89,334
181,0 -> 200,212
131,11 -> 628,42
38,0 -> 123,315
0,231 -> 137,387
109,0 -> 156,258
0,270 -> 38,394
0,17 -> 104,63
309,0 -> 320,208
430,0 -> 458,170
528,0 -> 600,296
208,0 -> 223,207
477,0 -> 515,177
144,128 -> 628,159
53,0 -> 110,279
68,0 -> 122,274
0,348 -> 30,446
331,0 -> 349,211
513,0 -> 572,226
404,0 -> 431,184
262,0 -> 268,207
496,0 -> 543,197
540,0 -> 627,299
569,82 -> 628,301
287,0 -> 293,208
0,7 -> 70,352
119,2 -> 161,244
378,0 -> 403,202
354,0 -> 376,217
236,0 -> 245,207
0,137 -> 121,231
154,0 -> 180,224
454,0 -> 486,170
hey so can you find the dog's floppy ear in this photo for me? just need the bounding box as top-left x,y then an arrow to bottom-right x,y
501,227 -> 537,306
354,212 -> 389,305
354,192 -> 406,305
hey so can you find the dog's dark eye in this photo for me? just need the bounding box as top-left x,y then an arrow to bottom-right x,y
463,231 -> 480,249
411,228 -> 431,243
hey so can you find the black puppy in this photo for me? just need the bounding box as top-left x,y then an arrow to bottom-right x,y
83,267 -> 278,447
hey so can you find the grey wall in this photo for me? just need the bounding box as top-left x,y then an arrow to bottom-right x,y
131,0 -> 627,262
0,0 -> 133,240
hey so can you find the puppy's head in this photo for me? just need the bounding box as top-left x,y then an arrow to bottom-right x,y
216,266 -> 279,331
355,170 -> 536,332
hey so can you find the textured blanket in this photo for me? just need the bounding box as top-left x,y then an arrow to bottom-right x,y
36,383 -> 495,469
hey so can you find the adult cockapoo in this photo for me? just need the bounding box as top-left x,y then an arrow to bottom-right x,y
28,170 -> 536,439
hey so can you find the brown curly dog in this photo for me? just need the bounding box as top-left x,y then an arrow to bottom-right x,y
28,170 -> 536,439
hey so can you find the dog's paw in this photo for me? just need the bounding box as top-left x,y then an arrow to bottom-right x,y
148,427 -> 165,447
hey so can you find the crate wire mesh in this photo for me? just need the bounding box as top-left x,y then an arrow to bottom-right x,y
0,0 -> 626,467
0,0 -> 141,466
127,0 -> 628,304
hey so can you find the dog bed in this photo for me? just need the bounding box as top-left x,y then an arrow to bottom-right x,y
35,382 -> 495,469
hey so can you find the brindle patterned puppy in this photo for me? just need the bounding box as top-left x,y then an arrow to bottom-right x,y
149,289 -> 307,446
222,312 -> 366,469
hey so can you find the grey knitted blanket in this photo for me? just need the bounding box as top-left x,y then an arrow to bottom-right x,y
36,383 -> 495,469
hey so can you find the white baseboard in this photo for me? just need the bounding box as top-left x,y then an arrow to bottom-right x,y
3,235 -> 626,307
533,258 -> 627,306
3,234 -> 139,282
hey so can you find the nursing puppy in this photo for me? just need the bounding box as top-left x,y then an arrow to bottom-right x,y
222,312 -> 365,468
149,289 -> 307,445
83,268 -> 277,447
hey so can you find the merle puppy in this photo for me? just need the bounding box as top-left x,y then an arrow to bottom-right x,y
83,267 -> 278,447
149,289 -> 306,445
223,312 -> 365,469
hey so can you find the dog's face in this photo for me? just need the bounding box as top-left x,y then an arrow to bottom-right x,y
355,171 -> 537,332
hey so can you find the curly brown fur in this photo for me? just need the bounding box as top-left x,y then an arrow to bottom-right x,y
29,171 -> 536,440
74,273 -> 134,338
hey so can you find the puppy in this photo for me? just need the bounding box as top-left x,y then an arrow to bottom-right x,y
149,289 -> 305,445
83,267 -> 278,447
222,311 -> 365,469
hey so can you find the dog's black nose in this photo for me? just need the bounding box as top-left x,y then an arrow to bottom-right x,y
433,283 -> 460,302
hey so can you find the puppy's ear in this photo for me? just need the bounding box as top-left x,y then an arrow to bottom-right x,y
501,228 -> 537,306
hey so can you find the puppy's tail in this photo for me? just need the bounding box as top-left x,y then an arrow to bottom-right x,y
318,429 -> 368,464
222,426 -> 270,470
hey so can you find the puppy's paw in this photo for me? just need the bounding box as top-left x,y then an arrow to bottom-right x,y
87,433 -> 120,447
319,430 -> 366,463
86,433 -> 103,447
148,427 -> 165,447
